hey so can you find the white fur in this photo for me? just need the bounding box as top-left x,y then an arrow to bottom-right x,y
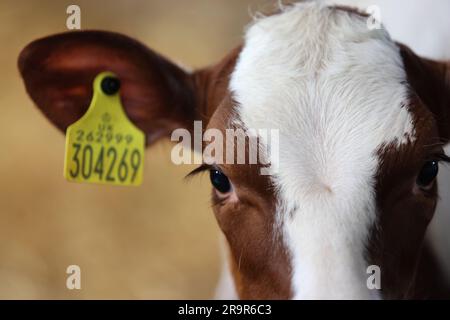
230,2 -> 415,299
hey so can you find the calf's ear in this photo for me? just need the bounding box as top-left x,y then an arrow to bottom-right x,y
18,31 -> 202,145
400,45 -> 450,142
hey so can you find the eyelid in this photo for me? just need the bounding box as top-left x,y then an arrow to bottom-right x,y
185,164 -> 212,179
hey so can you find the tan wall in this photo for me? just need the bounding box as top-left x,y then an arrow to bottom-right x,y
0,0 -> 270,299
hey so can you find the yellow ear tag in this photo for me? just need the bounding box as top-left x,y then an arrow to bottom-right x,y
64,72 -> 145,186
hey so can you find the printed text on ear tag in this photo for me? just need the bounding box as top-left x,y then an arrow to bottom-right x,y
64,72 -> 145,186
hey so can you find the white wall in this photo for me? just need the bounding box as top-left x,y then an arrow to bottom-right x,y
329,0 -> 450,58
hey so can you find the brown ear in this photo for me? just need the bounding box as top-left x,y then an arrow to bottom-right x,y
18,31 -> 200,145
400,44 -> 450,142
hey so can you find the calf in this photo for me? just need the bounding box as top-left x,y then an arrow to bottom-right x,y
18,2 -> 450,299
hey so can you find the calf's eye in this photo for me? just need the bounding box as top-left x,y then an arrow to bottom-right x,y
417,161 -> 439,189
209,169 -> 231,194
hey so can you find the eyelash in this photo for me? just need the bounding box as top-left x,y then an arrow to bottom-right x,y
185,164 -> 216,179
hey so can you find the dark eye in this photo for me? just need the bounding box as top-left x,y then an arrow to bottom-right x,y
209,169 -> 231,194
417,160 -> 439,188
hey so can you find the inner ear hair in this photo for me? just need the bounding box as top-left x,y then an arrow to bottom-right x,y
399,44 -> 450,143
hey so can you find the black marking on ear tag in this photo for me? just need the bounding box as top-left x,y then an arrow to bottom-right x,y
101,76 -> 121,95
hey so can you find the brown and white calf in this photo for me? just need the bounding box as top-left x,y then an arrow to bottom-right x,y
18,2 -> 450,299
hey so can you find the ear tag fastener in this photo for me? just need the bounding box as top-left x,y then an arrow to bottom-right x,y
64,72 -> 145,186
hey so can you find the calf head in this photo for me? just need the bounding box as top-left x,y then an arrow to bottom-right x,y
18,3 -> 450,299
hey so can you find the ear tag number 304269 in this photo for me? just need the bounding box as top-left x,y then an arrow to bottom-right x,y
64,72 -> 145,186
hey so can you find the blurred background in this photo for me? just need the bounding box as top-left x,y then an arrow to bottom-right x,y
0,0 -> 272,299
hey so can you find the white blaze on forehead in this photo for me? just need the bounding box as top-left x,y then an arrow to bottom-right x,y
230,2 -> 415,299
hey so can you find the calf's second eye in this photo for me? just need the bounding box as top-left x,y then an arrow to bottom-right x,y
210,169 -> 231,194
416,160 -> 439,189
